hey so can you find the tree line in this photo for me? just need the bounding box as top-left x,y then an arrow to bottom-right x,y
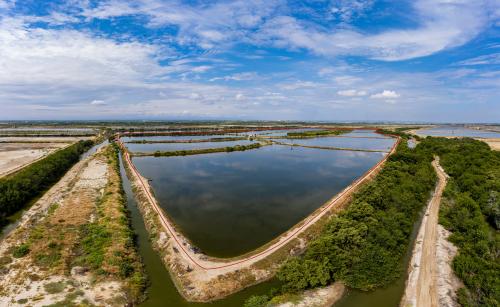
0,140 -> 93,225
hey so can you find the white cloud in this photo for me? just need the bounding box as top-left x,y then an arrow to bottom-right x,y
456,53 -> 500,66
0,17 -> 167,87
329,0 -> 374,23
280,81 -> 319,90
337,89 -> 367,96
80,0 -> 283,49
90,100 -> 107,105
0,0 -> 15,10
190,65 -> 212,73
370,90 -> 400,99
210,72 -> 258,81
257,0 -> 495,61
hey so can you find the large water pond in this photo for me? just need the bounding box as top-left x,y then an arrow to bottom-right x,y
342,130 -> 392,138
239,128 -> 320,137
122,135 -> 242,142
416,126 -> 500,138
132,144 -> 386,257
285,136 -> 395,151
126,140 -> 255,153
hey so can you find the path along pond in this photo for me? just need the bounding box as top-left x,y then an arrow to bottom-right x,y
118,130 -> 420,306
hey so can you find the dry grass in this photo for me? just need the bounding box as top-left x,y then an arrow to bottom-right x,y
0,144 -> 145,306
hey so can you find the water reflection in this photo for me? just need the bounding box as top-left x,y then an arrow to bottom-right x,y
132,145 -> 385,257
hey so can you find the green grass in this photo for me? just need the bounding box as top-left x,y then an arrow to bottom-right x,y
12,244 -> 30,258
74,223 -> 111,270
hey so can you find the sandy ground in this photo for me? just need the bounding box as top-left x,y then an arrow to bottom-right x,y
120,136 -> 400,301
0,143 -> 70,178
0,136 -> 91,143
276,283 -> 345,307
401,158 -> 461,307
0,147 -> 130,306
483,138 -> 500,151
436,225 -> 462,306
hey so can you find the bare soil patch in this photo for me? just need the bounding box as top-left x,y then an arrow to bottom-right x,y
0,143 -> 68,178
274,283 -> 345,307
0,136 -> 91,143
483,138 -> 500,151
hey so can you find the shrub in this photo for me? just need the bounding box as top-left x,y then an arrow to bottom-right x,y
44,281 -> 65,294
12,244 -> 30,258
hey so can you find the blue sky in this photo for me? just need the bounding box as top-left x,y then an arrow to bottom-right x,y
0,0 -> 499,122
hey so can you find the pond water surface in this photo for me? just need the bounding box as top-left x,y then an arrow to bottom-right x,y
126,139 -> 255,153
285,136 -> 395,151
119,155 -> 281,307
416,127 -> 500,138
132,145 -> 386,257
122,135 -> 242,142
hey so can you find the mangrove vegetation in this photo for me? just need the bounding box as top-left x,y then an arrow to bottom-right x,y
419,138 -> 499,306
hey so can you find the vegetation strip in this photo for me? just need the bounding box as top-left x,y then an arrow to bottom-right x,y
126,136 -> 248,144
131,142 -> 263,157
0,140 -> 93,224
286,129 -> 351,138
120,127 -> 296,137
271,140 -> 390,153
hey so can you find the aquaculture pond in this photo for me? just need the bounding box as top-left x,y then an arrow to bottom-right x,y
284,135 -> 395,151
122,134 -> 243,142
416,126 -> 500,138
238,128 -> 320,137
131,144 -> 387,257
125,139 -> 256,153
342,130 -> 392,138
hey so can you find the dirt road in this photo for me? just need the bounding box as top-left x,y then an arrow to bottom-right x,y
401,157 -> 451,307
